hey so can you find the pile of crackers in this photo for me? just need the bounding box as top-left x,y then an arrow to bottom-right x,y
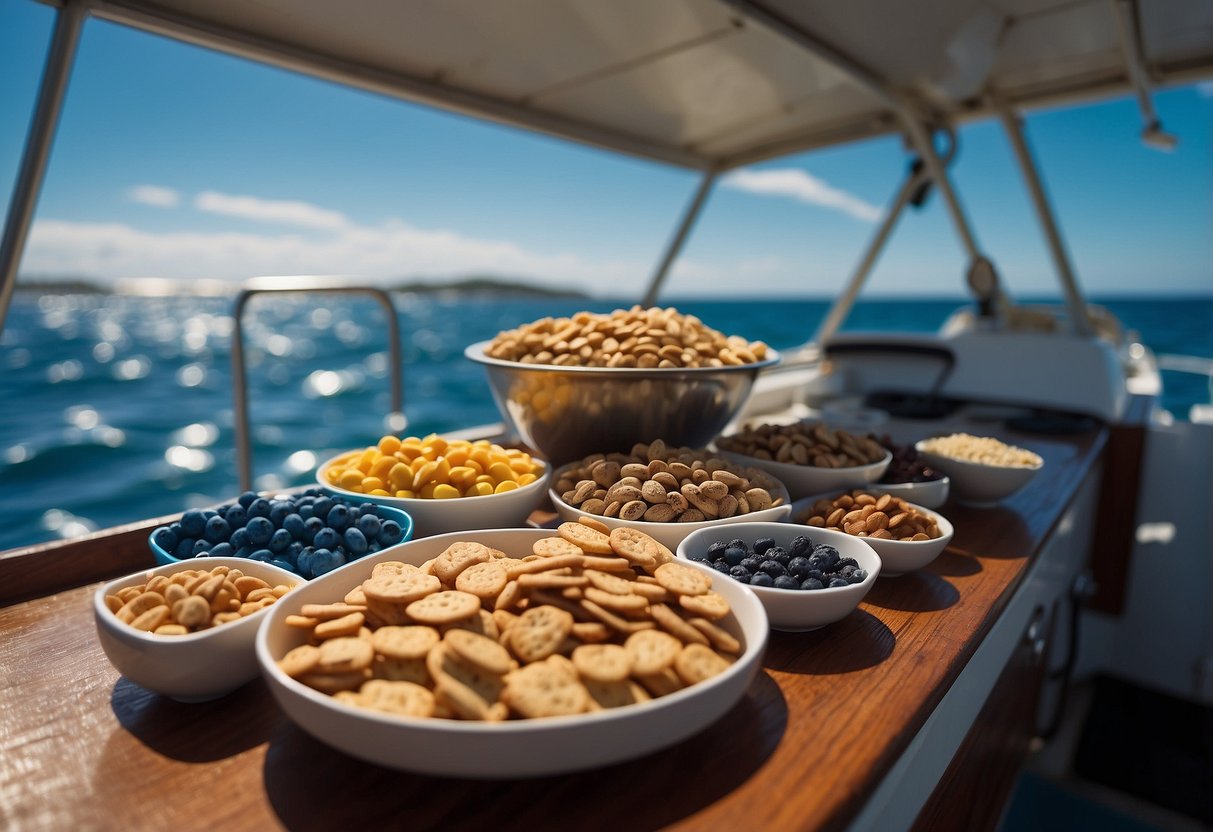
275,519 -> 744,720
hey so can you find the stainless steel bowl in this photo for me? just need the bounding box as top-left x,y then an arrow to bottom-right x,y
465,340 -> 781,464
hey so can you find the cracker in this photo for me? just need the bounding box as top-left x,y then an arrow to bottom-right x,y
445,629 -> 514,675
277,644 -> 321,678
634,667 -> 685,697
371,625 -> 439,660
314,611 -> 365,640
649,603 -> 710,645
405,590 -> 481,625
508,605 -> 575,662
532,537 -> 584,558
298,668 -> 370,695
364,596 -> 412,626
359,679 -> 435,718
373,656 -> 430,685
363,571 -> 441,604
584,586 -> 648,613
442,608 -> 500,641
653,562 -> 711,596
580,555 -> 636,572
678,590 -> 730,620
571,621 -> 612,643
608,527 -> 673,567
317,636 -> 375,673
494,580 -> 523,611
301,602 -> 368,620
432,541 -> 493,584
505,554 -> 583,578
571,643 -> 632,682
584,678 -> 651,710
517,573 -> 589,589
556,522 -> 614,555
688,617 -> 742,654
674,643 -> 733,684
581,598 -> 655,634
584,569 -> 639,596
455,560 -> 508,599
624,629 -> 682,675
501,659 -> 589,718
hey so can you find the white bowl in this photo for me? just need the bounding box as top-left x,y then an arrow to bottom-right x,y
914,441 -> 1042,507
548,463 -> 792,551
791,494 -> 954,577
676,522 -> 880,632
317,453 -> 551,537
868,476 -> 951,510
94,557 -> 299,702
713,447 -> 891,501
256,528 -> 769,778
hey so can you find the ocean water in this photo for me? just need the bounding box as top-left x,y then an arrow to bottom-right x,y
2,292 -> 1210,551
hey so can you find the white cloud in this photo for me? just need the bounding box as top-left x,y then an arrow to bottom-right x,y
127,184 -> 181,208
194,191 -> 350,230
722,168 -> 882,222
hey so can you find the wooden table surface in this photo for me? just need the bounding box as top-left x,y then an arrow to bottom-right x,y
0,425 -> 1105,832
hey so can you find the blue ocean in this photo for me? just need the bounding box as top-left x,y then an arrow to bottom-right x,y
2,292 -> 1210,551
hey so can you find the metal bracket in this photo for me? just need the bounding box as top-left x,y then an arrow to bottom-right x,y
230,284 -> 404,491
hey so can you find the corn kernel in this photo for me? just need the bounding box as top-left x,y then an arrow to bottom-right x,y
339,469 -> 364,490
432,483 -> 461,499
487,462 -> 515,483
465,482 -> 494,497
494,480 -> 520,494
360,476 -> 384,491
395,489 -> 416,499
377,435 -> 401,455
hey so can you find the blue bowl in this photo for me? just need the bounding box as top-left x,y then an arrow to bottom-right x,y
149,500 -> 413,579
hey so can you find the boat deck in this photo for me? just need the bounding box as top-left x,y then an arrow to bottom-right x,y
1,416 -> 1111,831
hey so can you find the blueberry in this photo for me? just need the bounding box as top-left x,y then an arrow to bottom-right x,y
773,575 -> 800,591
204,515 -> 231,543
151,526 -> 177,552
345,504 -> 363,521
246,516 -> 274,546
288,541 -> 304,557
712,560 -> 731,574
343,527 -> 368,555
209,542 -> 234,558
203,509 -> 219,519
723,546 -> 748,567
311,548 -> 346,577
249,548 -> 273,562
808,554 -> 830,572
269,528 -> 292,553
758,559 -> 786,577
838,565 -> 856,580
835,557 -> 859,571
801,577 -> 825,591
224,504 -> 247,528
687,549 -> 712,563
807,568 -> 825,583
767,546 -> 790,566
357,514 -> 381,539
312,497 -> 334,520
326,504 -> 351,532
298,504 -> 314,519
813,544 -> 840,567
192,539 -> 211,556
378,520 -> 404,546
789,536 -> 813,558
313,527 -> 341,550
750,572 -> 775,588
269,558 -> 296,573
230,527 -> 251,549
739,557 -> 762,573
180,509 -> 207,537
283,513 -> 305,539
754,537 -> 776,555
302,516 -> 324,544
787,556 -> 813,580
233,546 -> 253,559
707,541 -> 729,558
247,498 -> 272,518
237,491 -> 258,507
173,537 -> 196,559
728,564 -> 752,582
849,568 -> 868,583
828,577 -> 849,588
269,501 -> 291,526
296,549 -> 315,577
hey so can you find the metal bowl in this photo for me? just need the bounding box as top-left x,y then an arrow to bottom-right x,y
464,341 -> 780,465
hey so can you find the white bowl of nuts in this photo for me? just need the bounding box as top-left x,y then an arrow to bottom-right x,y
792,490 -> 954,576
255,526 -> 768,777
548,440 -> 792,550
94,557 -> 298,702
915,434 -> 1043,507
713,422 -> 892,500
465,306 -> 779,465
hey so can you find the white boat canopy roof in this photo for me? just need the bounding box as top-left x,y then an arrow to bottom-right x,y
67,0 -> 1213,170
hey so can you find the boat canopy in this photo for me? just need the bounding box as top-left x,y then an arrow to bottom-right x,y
63,0 -> 1213,170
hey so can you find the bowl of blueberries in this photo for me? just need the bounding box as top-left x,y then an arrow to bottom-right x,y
676,521 -> 880,631
148,488 -> 413,580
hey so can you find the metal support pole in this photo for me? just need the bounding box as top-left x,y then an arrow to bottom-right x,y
995,100 -> 1092,336
641,171 -> 717,307
898,119 -> 983,263
231,285 -> 404,492
0,0 -> 88,334
1113,0 -> 1177,150
812,165 -> 931,346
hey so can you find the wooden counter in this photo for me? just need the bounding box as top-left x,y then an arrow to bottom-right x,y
0,425 -> 1106,832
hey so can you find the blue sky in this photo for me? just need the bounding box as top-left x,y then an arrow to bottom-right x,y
2,0 -> 1210,299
